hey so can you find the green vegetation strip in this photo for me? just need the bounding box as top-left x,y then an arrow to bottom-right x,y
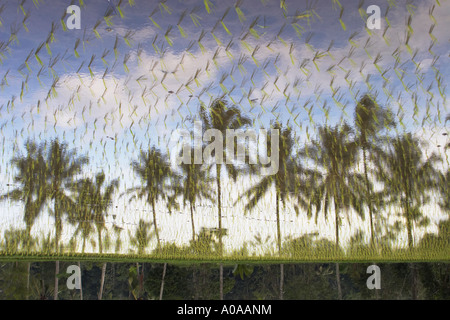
1,250 -> 448,264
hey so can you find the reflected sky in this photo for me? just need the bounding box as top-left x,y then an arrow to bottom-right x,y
0,0 -> 448,255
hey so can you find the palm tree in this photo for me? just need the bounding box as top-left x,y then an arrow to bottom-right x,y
92,173 -> 118,301
302,123 -> 365,299
438,169 -> 449,214
198,97 -> 251,300
373,132 -> 441,249
159,262 -> 167,300
124,147 -> 175,251
0,140 -> 46,299
125,146 -> 177,301
303,123 -> 365,247
199,98 -> 252,255
45,139 -> 89,252
45,139 -> 88,300
232,264 -> 254,280
178,146 -> 215,242
374,133 -> 440,300
2,228 -> 38,255
354,94 -> 395,247
240,123 -> 308,253
129,219 -> 155,299
238,123 -> 310,300
70,179 -> 96,254
71,171 -> 118,299
129,219 -> 154,255
90,172 -> 119,255
0,140 -> 47,250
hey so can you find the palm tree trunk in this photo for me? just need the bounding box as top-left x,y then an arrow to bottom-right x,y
151,199 -> 161,250
111,263 -> 115,298
219,263 -> 224,300
26,262 -> 31,300
25,224 -> 32,253
190,203 -> 195,242
159,262 -> 167,300
279,263 -> 284,300
401,183 -> 418,299
336,263 -> 342,300
216,164 -> 222,255
363,146 -> 375,247
193,266 -> 199,299
54,198 -> 61,301
403,188 -> 414,249
98,262 -> 107,300
135,262 -> 142,299
82,236 -> 86,254
411,263 -> 418,300
405,206 -> 414,249
363,146 -> 379,298
54,199 -> 61,252
78,261 -> 83,300
141,263 -> 145,299
54,260 -> 59,300
335,203 -> 340,249
334,201 -> 342,300
98,228 -> 103,254
275,192 -> 281,253
275,190 -> 284,300
40,279 -> 46,300
216,164 -> 224,301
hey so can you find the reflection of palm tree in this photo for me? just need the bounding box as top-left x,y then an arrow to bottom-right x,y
199,98 -> 251,255
374,133 -> 440,300
199,98 -> 251,300
0,140 -> 46,250
303,123 -> 364,248
178,146 -> 215,242
72,171 -> 118,300
302,123 -> 364,300
0,141 -> 45,300
45,139 -> 88,300
129,219 -> 154,299
129,219 -> 155,256
239,123 -> 308,300
31,278 -> 54,300
233,264 -> 254,281
438,170 -> 449,213
240,124 -> 306,253
2,228 -> 38,253
90,172 -> 119,255
250,233 -> 272,255
373,133 -> 440,249
354,94 -> 395,247
71,179 -> 96,254
189,227 -> 226,255
159,262 -> 167,300
46,139 -> 89,252
125,147 -> 174,251
125,146 -> 176,302
113,224 -> 124,253
67,188 -> 94,300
